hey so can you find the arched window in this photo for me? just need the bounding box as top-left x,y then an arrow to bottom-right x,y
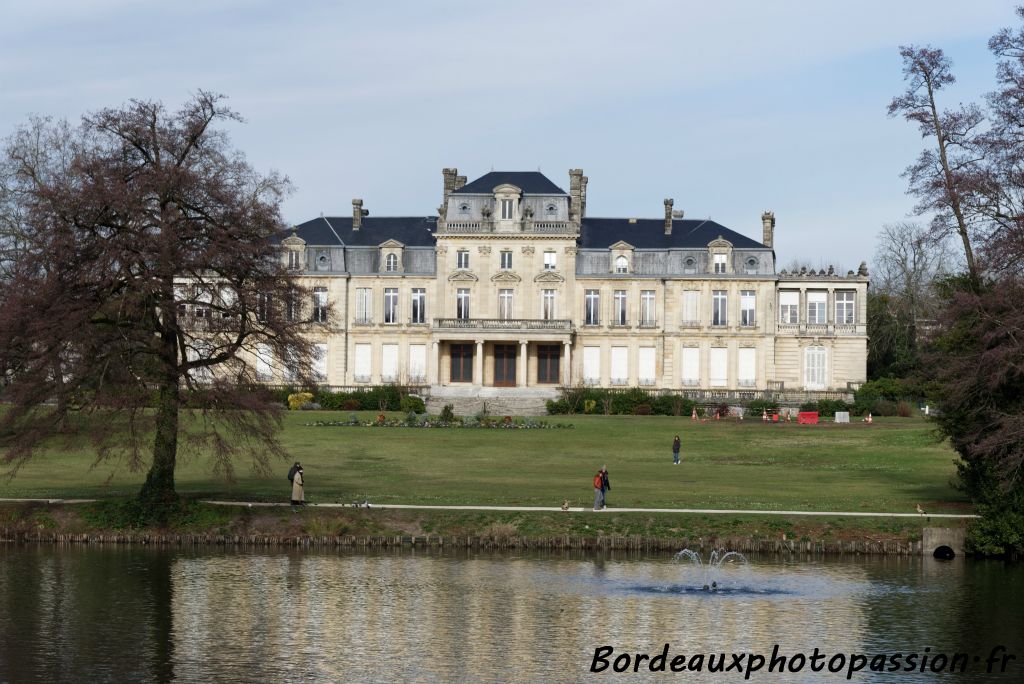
804,346 -> 827,390
546,204 -> 557,216
615,255 -> 629,274
385,253 -> 398,272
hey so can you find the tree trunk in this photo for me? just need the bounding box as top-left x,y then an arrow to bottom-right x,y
139,374 -> 180,505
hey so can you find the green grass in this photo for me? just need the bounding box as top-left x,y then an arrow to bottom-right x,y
0,412 -> 968,515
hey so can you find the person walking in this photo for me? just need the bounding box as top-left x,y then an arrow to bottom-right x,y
290,463 -> 305,511
672,435 -> 681,465
600,466 -> 611,509
593,469 -> 604,511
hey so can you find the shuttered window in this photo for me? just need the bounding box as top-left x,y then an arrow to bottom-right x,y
709,347 -> 727,387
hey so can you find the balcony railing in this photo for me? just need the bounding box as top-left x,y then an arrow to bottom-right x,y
438,220 -> 575,235
433,318 -> 573,331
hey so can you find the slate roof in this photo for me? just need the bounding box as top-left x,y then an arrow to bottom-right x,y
452,171 -> 567,195
276,216 -> 438,247
580,218 -> 767,250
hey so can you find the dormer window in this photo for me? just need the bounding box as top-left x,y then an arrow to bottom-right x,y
684,257 -> 696,275
500,199 -> 515,220
457,249 -> 470,269
384,253 -> 398,272
287,249 -> 302,270
745,257 -> 758,275
545,204 -> 557,216
615,255 -> 629,274
459,203 -> 470,214
316,249 -> 329,271
713,253 -> 727,274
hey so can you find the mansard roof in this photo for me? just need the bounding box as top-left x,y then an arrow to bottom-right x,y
278,216 -> 438,247
452,171 -> 567,195
579,218 -> 767,250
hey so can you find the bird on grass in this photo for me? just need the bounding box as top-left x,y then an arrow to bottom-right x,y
916,504 -> 925,516
561,500 -> 570,512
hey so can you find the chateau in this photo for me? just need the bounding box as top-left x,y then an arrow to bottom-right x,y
271,168 -> 867,407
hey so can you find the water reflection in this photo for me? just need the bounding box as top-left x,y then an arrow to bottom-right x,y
0,546 -> 1021,683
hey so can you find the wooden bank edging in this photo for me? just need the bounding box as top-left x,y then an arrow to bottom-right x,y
0,530 -> 927,556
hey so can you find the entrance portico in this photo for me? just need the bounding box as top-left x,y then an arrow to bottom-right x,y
432,318 -> 573,388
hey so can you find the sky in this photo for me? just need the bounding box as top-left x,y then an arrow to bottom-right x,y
0,0 -> 1017,270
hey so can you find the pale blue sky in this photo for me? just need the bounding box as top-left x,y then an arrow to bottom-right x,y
0,1 -> 1016,268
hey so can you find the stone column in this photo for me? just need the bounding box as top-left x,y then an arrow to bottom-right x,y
432,341 -> 441,385
563,342 -> 572,385
474,340 -> 484,387
519,340 -> 528,387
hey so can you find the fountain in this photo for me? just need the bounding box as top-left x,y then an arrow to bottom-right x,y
674,548 -> 749,591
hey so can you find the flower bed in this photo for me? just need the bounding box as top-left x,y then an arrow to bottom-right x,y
305,413 -> 571,429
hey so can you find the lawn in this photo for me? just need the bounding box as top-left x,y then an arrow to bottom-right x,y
0,412 -> 968,514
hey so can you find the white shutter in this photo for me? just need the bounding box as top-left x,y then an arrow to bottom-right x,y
638,347 -> 656,385
381,344 -> 398,382
709,347 -> 727,387
683,291 -> 699,322
255,344 -> 272,381
408,344 -> 426,383
313,343 -> 328,381
583,346 -> 601,383
805,346 -> 827,389
681,347 -> 700,386
779,291 -> 799,307
354,343 -> 371,382
738,347 -> 756,387
610,346 -> 628,385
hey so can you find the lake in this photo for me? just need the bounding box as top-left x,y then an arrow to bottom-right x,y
0,545 -> 1021,682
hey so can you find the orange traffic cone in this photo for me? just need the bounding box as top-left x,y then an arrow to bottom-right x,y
691,408 -> 697,421
866,413 -> 873,424
715,411 -> 720,420
762,409 -> 768,422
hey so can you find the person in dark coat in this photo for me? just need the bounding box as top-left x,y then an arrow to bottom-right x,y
593,469 -> 604,511
600,466 -> 611,509
672,435 -> 681,465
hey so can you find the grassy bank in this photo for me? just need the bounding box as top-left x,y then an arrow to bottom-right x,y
1,413 -> 966,515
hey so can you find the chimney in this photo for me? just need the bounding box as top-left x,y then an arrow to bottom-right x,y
580,175 -> 589,219
455,175 -> 467,190
569,168 -> 583,225
664,198 -> 674,235
352,199 -> 364,231
761,211 -> 775,248
442,168 -> 458,198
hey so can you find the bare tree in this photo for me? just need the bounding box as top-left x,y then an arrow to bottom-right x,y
873,221 -> 951,316
888,46 -> 985,288
0,93 -> 315,505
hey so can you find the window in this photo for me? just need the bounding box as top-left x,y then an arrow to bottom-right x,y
541,289 -> 556,320
381,344 -> 398,382
681,347 -> 699,386
384,288 -> 398,324
712,290 -> 727,326
498,289 -> 514,320
500,199 -> 514,220
682,291 -> 700,325
615,255 -> 629,274
543,250 -> 556,270
740,290 -> 755,327
610,346 -> 628,385
194,288 -> 211,318
409,344 -> 426,383
836,291 -> 855,324
315,249 -> 329,271
285,289 -> 298,322
613,290 -> 627,325
709,347 -> 727,387
256,293 -> 270,323
354,343 -> 371,382
545,203 -> 557,216
584,290 -> 600,326
457,250 -> 469,269
738,347 -> 756,387
745,257 -> 758,275
779,291 -> 799,324
456,288 -> 470,320
450,343 -> 473,382
805,346 -> 827,389
287,249 -> 302,270
807,291 -> 827,324
640,290 -> 655,327
411,288 -> 426,324
312,343 -> 328,381
683,257 -> 696,275
219,287 -> 236,319
255,344 -> 273,382
583,346 -> 601,384
459,203 -> 470,214
638,347 -> 656,385
312,287 -> 328,323
713,253 -> 727,274
500,250 -> 512,270
537,344 -> 560,384
355,288 -> 372,324
384,253 -> 398,272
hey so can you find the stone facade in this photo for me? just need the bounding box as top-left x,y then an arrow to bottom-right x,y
262,169 -> 868,395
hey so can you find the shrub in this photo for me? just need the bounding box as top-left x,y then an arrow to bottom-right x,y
583,399 -> 597,414
746,399 -> 779,416
546,399 -> 570,415
405,411 -> 419,426
287,392 -> 314,410
896,400 -> 913,417
715,403 -> 730,418
299,402 -> 322,410
342,398 -> 362,411
633,403 -> 652,415
400,395 -> 426,414
440,404 -> 456,423
872,399 -> 897,416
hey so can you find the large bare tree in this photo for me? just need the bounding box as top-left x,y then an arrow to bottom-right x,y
0,93 -> 315,505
